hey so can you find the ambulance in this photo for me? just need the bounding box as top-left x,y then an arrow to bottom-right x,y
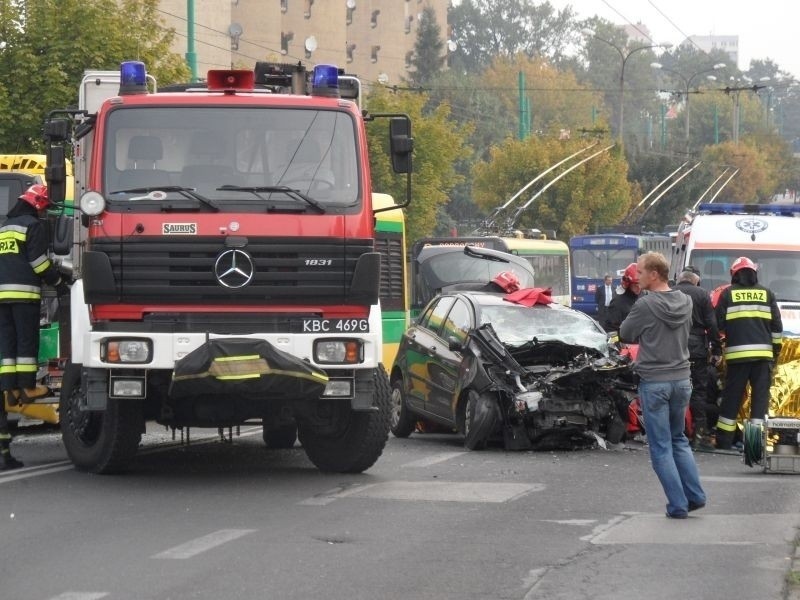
670,203 -> 800,336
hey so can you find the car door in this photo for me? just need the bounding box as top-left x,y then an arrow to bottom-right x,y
402,296 -> 455,414
425,297 -> 473,421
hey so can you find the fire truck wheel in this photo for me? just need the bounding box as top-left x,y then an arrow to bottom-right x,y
298,366 -> 391,473
389,377 -> 416,438
463,391 -> 498,451
59,363 -> 143,474
262,423 -> 298,449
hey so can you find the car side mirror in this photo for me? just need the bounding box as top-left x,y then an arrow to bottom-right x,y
447,336 -> 463,352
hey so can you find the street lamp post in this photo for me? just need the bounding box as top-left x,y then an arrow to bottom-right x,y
651,62 -> 726,153
583,30 -> 670,146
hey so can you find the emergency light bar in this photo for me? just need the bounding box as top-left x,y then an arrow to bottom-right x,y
698,203 -> 800,217
312,64 -> 339,97
119,61 -> 148,95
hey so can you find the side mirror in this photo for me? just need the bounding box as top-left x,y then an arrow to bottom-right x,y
389,117 -> 413,174
45,144 -> 67,206
43,119 -> 70,143
51,214 -> 73,256
447,336 -> 463,352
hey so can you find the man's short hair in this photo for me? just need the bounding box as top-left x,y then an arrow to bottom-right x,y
678,269 -> 700,284
684,265 -> 701,276
639,251 -> 669,281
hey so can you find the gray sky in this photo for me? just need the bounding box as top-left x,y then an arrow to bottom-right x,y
552,0 -> 800,78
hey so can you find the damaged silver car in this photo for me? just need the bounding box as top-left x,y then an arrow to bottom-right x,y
389,291 -> 635,450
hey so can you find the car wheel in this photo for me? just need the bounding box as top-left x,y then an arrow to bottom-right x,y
463,390 -> 498,451
389,379 -> 416,438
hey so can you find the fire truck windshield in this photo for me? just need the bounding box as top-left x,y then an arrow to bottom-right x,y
103,107 -> 359,210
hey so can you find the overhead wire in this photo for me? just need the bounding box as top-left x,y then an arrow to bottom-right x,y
646,0 -> 708,55
599,0 -> 654,43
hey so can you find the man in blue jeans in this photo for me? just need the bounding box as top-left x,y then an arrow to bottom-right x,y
620,251 -> 707,519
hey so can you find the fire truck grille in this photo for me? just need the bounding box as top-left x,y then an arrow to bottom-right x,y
89,236 -> 375,304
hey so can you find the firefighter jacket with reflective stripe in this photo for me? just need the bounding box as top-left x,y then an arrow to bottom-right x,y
0,214 -> 61,302
715,283 -> 783,363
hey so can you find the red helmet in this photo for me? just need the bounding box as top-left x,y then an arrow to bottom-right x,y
621,262 -> 639,288
730,256 -> 757,276
492,271 -> 521,293
19,184 -> 49,211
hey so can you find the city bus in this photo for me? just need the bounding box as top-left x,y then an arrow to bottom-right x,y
569,233 -> 671,316
410,235 -> 571,307
373,194 -> 408,371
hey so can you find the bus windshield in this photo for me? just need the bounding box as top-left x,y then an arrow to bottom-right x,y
571,247 -> 637,279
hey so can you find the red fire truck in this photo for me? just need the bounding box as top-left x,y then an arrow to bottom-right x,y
43,61 -> 412,474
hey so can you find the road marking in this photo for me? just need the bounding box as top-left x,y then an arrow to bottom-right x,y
328,481 -> 543,503
542,519 -> 597,526
702,475 -> 794,483
299,483 -> 375,506
0,427 -> 264,485
152,528 -> 257,559
589,513 -> 800,545
401,451 -> 465,468
580,514 -> 628,541
47,593 -> 109,600
0,462 -> 73,485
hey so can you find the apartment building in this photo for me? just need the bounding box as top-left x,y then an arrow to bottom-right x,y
159,0 -> 450,89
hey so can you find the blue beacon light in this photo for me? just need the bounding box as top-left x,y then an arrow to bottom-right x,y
311,64 -> 340,98
119,61 -> 148,95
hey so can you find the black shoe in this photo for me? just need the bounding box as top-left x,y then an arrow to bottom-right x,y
714,430 -> 734,450
666,512 -> 688,519
688,501 -> 705,512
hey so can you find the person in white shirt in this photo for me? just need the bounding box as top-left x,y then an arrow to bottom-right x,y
595,273 -> 614,329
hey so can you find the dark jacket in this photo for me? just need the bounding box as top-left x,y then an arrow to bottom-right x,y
595,282 -> 613,322
0,201 -> 62,302
715,283 -> 783,363
604,288 -> 638,332
675,280 -> 722,359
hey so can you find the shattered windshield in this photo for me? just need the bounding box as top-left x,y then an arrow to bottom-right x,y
480,303 -> 608,352
102,107 -> 359,211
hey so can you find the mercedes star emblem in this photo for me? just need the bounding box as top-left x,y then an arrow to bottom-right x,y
214,248 -> 255,288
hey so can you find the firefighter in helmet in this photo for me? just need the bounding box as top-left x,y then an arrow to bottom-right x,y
0,184 -> 69,470
604,262 -> 641,332
714,257 -> 782,450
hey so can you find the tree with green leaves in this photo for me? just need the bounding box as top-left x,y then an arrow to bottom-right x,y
471,137 -> 632,239
448,0 -> 580,74
0,0 -> 190,152
365,87 -> 472,244
408,4 -> 444,88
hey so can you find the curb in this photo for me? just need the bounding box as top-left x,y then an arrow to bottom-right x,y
787,530 -> 800,600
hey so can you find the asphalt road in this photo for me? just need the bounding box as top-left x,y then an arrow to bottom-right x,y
1,424 -> 798,600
